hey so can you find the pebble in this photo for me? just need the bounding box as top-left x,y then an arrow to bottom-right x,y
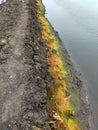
9,75 -> 13,79
8,124 -> 11,128
32,126 -> 43,130
1,39 -> 7,45
52,48 -> 57,54
27,112 -> 33,118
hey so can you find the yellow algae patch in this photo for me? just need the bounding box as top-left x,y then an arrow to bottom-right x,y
68,119 -> 81,130
36,0 -> 82,130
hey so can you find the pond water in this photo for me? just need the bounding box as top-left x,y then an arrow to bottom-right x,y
42,0 -> 98,129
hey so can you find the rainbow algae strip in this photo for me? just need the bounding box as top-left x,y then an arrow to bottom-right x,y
36,0 -> 88,130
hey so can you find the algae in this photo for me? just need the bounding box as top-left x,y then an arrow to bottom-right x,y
36,0 -> 88,130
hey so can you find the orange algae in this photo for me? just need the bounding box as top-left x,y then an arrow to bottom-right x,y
36,0 -> 82,130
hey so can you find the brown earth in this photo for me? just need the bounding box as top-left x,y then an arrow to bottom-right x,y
0,0 -> 52,130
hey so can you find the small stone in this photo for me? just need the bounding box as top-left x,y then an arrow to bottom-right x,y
8,124 -> 11,128
27,112 -> 33,118
33,42 -> 36,45
52,48 -> 57,54
36,46 -> 40,50
9,75 -> 13,79
1,39 -> 7,44
33,113 -> 39,119
12,126 -> 18,130
53,112 -> 63,123
32,126 -> 43,130
34,55 -> 39,61
48,121 -> 57,129
23,114 -> 28,120
34,62 -> 41,69
22,0 -> 24,2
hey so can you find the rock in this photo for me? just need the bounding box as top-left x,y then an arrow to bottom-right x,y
33,42 -> 37,45
34,62 -> 41,69
23,114 -> 28,120
34,55 -> 39,62
34,46 -> 40,51
9,75 -> 13,79
27,112 -> 33,118
1,39 -> 7,45
52,48 -> 57,54
8,124 -> 12,128
33,113 -> 39,119
48,121 -> 57,129
52,111 -> 63,123
12,125 -> 18,130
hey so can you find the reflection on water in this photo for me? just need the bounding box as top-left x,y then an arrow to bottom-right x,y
42,0 -> 98,129
0,0 -> 6,4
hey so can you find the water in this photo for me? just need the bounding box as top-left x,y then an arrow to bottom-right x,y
42,0 -> 98,129
0,0 -> 6,4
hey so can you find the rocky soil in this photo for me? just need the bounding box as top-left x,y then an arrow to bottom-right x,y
0,0 -> 52,130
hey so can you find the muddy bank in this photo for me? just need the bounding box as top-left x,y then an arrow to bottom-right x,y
0,0 -> 52,130
39,0 -> 91,129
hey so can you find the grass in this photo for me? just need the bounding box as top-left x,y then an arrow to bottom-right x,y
36,0 -> 88,130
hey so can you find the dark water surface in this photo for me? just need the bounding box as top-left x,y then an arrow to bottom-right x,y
42,0 -> 98,129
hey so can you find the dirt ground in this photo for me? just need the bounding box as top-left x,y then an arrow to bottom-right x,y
0,0 -> 52,130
